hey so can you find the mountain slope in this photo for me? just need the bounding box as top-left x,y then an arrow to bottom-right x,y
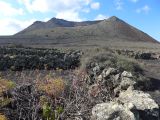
16,18 -> 102,35
15,16 -> 158,44
0,16 -> 158,48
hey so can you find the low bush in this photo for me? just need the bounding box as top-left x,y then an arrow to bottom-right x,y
86,52 -> 143,75
115,56 -> 143,73
36,77 -> 65,98
0,98 -> 12,108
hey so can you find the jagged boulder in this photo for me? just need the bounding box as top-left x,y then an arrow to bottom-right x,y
96,68 -> 119,84
96,69 -> 136,96
91,67 -> 159,120
91,102 -> 138,120
118,88 -> 159,120
91,88 -> 159,120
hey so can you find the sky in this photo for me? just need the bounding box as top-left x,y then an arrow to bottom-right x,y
0,0 -> 159,41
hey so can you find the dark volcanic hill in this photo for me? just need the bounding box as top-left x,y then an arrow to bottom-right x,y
16,18 -> 102,35
0,16 -> 158,47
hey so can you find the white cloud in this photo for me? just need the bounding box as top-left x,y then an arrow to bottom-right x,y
0,18 -> 54,35
136,5 -> 150,14
130,0 -> 139,3
17,0 -> 94,21
115,0 -> 123,10
0,18 -> 35,35
18,0 -> 51,13
18,0 -> 92,13
0,1 -> 24,16
95,14 -> 109,20
90,2 -> 100,10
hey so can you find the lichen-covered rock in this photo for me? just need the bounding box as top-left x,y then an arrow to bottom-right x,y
101,68 -> 117,78
121,71 -> 133,78
118,88 -> 159,120
91,88 -> 159,120
120,77 -> 136,90
91,102 -> 137,120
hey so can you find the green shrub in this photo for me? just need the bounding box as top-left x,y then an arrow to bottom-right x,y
0,78 -> 15,96
115,56 -> 142,73
0,98 -> 12,108
42,103 -> 64,120
86,52 -> 143,74
42,103 -> 55,120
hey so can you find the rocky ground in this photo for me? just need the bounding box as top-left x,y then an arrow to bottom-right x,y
0,46 -> 81,70
0,46 -> 160,120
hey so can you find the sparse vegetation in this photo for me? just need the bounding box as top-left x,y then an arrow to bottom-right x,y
0,15 -> 159,120
115,55 -> 143,73
0,46 -> 159,120
85,51 -> 143,76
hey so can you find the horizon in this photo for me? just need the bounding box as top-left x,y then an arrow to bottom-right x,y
0,0 -> 159,41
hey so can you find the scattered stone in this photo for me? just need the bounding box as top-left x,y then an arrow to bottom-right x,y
102,68 -> 117,78
113,73 -> 121,82
121,71 -> 133,78
97,75 -> 103,83
93,64 -> 100,75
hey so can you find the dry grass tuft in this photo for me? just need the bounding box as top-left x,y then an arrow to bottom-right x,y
36,77 -> 65,98
0,113 -> 8,120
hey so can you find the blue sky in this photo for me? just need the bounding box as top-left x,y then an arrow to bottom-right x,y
0,0 -> 159,41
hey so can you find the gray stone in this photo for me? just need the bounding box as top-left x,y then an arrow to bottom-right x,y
93,64 -> 100,75
97,75 -> 103,83
91,102 -> 137,120
118,88 -> 159,120
120,77 -> 136,90
102,68 -> 117,78
121,71 -> 133,78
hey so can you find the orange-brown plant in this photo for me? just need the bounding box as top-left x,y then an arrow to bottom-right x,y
0,113 -> 8,120
36,77 -> 65,98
